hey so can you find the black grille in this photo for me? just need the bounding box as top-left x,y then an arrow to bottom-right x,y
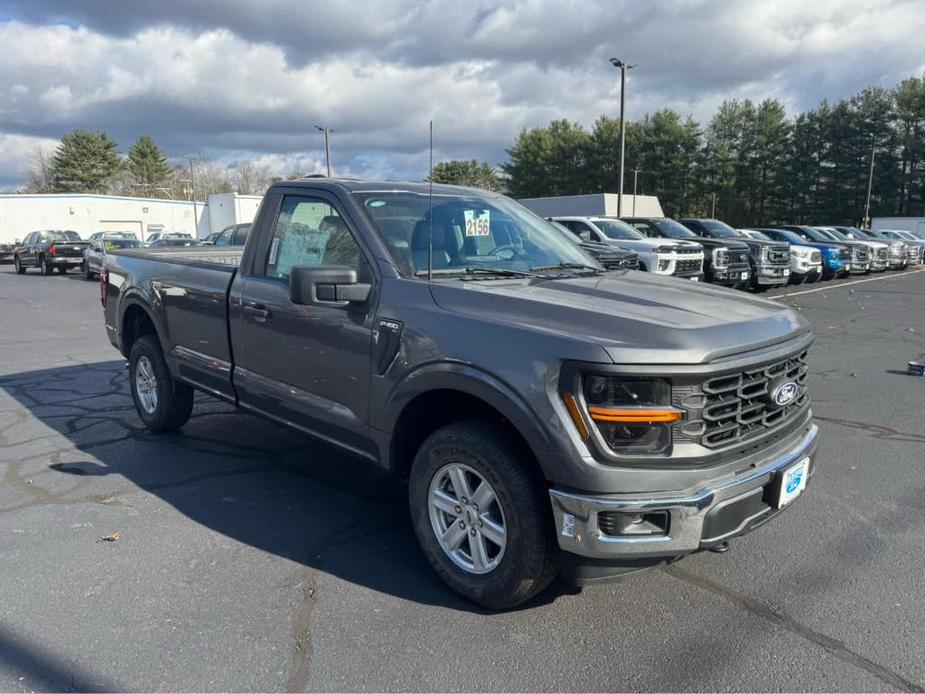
839,247 -> 850,259
676,258 -> 702,273
680,351 -> 810,449
676,247 -> 700,255
729,249 -> 750,265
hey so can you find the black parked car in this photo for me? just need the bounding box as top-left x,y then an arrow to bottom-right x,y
546,219 -> 639,270
625,217 -> 749,287
0,242 -> 16,265
13,230 -> 89,275
204,223 -> 251,247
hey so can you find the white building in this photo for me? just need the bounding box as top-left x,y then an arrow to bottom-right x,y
518,193 -> 664,219
0,192 -> 263,244
871,216 -> 925,235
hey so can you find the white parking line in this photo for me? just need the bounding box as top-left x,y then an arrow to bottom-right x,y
774,268 -> 925,298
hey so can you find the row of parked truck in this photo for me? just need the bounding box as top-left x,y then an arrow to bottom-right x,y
546,216 -> 924,291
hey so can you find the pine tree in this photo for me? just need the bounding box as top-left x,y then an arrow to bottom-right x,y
428,160 -> 503,191
50,130 -> 123,193
127,135 -> 171,197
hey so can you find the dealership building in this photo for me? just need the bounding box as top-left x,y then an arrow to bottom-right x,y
0,192 -> 262,244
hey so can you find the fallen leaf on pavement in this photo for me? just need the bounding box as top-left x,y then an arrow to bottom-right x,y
99,531 -> 121,543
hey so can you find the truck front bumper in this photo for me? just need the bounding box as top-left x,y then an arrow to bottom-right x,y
549,423 -> 818,582
755,264 -> 791,286
710,265 -> 751,285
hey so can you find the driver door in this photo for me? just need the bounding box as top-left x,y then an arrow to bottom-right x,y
232,192 -> 377,456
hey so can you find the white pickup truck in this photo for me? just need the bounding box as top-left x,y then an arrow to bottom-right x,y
553,216 -> 704,280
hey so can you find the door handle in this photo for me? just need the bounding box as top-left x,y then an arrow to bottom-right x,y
243,304 -> 271,323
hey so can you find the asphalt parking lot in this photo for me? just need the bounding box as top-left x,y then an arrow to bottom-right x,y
1,265 -> 924,692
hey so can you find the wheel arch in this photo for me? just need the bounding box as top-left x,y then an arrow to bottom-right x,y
119,297 -> 167,359
383,365 -> 555,481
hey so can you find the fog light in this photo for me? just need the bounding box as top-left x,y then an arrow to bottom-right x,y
598,510 -> 669,537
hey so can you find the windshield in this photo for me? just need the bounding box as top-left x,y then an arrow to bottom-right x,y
650,218 -> 698,239
744,230 -> 771,241
591,219 -> 644,241
813,229 -> 840,241
817,228 -> 848,241
103,239 -> 140,250
699,220 -> 741,239
353,191 -> 596,277
798,227 -> 834,243
47,231 -> 81,242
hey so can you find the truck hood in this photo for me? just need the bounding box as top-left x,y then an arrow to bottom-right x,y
598,238 -> 702,253
682,237 -> 749,250
429,272 -> 808,364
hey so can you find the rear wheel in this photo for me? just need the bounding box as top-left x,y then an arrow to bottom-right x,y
56,266 -> 67,274
409,421 -> 559,609
39,256 -> 51,275
129,335 -> 194,432
13,255 -> 25,274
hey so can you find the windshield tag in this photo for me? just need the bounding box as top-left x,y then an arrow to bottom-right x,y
464,209 -> 490,237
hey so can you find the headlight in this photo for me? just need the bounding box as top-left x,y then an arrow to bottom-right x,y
653,246 -> 675,254
579,376 -> 680,454
712,248 -> 729,269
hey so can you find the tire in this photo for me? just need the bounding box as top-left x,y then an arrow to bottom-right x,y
789,273 -> 805,285
84,262 -> 95,281
409,421 -> 559,609
13,255 -> 25,274
39,256 -> 51,275
128,335 -> 194,432
56,266 -> 67,274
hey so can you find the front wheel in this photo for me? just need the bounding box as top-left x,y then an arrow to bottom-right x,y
13,255 -> 25,274
84,262 -> 95,280
409,421 -> 559,609
56,266 -> 67,274
129,335 -> 194,432
39,256 -> 51,275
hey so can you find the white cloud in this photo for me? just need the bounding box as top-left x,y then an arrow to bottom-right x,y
0,0 -> 923,188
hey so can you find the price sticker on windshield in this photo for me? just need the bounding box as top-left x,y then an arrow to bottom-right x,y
464,209 -> 491,237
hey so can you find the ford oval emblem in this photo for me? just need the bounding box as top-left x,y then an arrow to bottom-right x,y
771,380 -> 800,407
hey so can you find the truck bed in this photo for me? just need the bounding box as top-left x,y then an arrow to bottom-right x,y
116,246 -> 243,270
104,246 -> 242,401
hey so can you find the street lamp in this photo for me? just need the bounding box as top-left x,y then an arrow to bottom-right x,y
609,58 -> 636,217
182,155 -> 198,238
314,125 -> 336,177
863,143 -> 876,229
632,168 -> 642,217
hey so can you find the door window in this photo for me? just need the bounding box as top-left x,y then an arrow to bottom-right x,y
264,196 -> 360,280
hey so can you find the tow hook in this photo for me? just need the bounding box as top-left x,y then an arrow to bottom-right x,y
709,541 -> 730,554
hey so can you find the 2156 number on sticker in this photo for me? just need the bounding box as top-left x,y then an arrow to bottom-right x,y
464,209 -> 491,237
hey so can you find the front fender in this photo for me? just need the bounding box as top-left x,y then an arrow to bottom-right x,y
375,361 -> 561,479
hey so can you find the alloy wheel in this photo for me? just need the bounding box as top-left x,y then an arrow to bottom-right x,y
134,356 -> 159,414
428,463 -> 506,574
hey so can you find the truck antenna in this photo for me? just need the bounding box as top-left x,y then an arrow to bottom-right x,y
428,120 -> 434,281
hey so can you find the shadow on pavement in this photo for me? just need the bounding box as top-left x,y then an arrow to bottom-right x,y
0,625 -> 117,692
0,361 -> 570,614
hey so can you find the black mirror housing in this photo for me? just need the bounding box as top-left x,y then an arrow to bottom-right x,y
289,265 -> 371,305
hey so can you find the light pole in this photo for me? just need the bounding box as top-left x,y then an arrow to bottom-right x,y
632,168 -> 642,217
182,155 -> 198,237
314,125 -> 336,177
609,58 -> 636,217
863,144 -> 876,228
711,192 -> 717,218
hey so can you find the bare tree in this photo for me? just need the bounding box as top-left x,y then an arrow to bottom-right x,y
232,158 -> 273,195
22,146 -> 55,193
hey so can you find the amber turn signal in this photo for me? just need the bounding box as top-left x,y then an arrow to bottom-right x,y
587,407 -> 683,424
560,391 -> 590,439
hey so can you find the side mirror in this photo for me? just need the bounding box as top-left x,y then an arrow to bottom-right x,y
289,265 -> 371,305
578,230 -> 591,242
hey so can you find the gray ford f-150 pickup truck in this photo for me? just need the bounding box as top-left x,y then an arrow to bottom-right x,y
100,178 -> 818,608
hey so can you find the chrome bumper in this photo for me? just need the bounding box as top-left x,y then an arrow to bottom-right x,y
549,424 -> 818,559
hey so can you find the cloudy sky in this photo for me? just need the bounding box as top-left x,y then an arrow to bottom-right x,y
0,0 -> 923,190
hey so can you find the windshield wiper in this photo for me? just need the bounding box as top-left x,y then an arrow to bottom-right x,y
530,262 -> 603,275
414,267 -> 544,279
